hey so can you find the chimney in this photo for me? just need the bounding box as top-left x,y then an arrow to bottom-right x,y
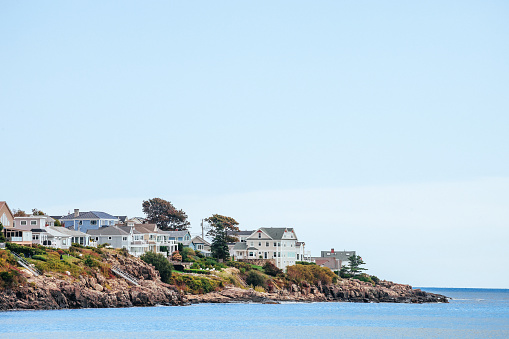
331,248 -> 334,253
74,209 -> 79,218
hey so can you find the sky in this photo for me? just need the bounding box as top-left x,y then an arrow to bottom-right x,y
1,1 -> 508,288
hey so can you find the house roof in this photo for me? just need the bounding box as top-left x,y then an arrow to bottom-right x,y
46,226 -> 88,237
246,247 -> 258,251
0,201 -> 13,218
115,216 -> 128,223
233,242 -> 248,250
31,228 -> 47,233
160,230 -> 190,237
134,224 -> 158,234
60,211 -> 118,220
257,227 -> 295,240
191,235 -> 210,246
87,226 -> 129,236
312,257 -> 338,267
227,230 -> 255,236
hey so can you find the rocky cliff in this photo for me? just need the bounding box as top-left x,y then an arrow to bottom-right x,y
187,277 -> 448,304
0,252 -> 185,311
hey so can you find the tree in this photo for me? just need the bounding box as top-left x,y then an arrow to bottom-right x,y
13,209 -> 27,217
0,223 -> 5,242
140,251 -> 173,283
32,209 -> 45,216
205,214 -> 240,261
54,219 -> 62,226
345,255 -> 367,275
142,198 -> 190,231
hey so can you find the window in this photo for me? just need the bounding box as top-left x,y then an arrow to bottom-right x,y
249,252 -> 255,257
266,242 -> 269,247
62,239 -> 67,245
78,220 -> 83,225
96,237 -> 99,241
90,220 -> 97,225
274,242 -> 276,247
122,237 -> 127,241
250,241 -> 254,246
108,237 -> 112,240
273,252 -> 277,257
278,252 -> 281,257
21,220 -> 27,225
258,232 -> 261,238
30,220 -> 37,225
258,242 -> 261,247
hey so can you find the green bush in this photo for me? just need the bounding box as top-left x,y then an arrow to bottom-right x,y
245,270 -> 267,288
83,255 -> 99,268
170,274 -> 222,294
0,270 -> 24,288
6,243 -> 46,256
263,261 -> 282,277
296,261 -> 316,265
141,252 -> 173,283
31,255 -> 48,262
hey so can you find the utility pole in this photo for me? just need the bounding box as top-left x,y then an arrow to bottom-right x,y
201,219 -> 204,239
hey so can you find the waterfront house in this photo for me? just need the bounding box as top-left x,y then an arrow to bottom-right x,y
232,227 -> 300,270
30,228 -> 50,246
0,201 -> 14,229
189,236 -> 211,256
59,209 -> 119,232
134,224 -> 177,256
320,249 -> 356,268
87,226 -> 131,250
3,228 -> 32,246
44,226 -> 91,249
14,215 -> 55,230
163,230 -> 192,244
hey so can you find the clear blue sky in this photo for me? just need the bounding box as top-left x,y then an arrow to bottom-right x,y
1,1 -> 508,288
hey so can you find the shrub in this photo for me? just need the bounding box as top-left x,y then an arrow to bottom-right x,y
286,264 -> 336,285
141,252 -> 173,283
296,261 -> 316,265
170,274 -> 223,294
263,261 -> 282,277
83,255 -> 99,268
246,270 -> 267,288
31,255 -> 47,262
0,270 -> 24,288
6,243 -> 46,257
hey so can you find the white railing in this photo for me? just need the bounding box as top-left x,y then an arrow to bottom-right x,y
11,252 -> 42,276
111,265 -> 139,286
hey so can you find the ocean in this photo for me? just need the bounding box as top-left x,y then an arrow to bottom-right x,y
0,288 -> 507,338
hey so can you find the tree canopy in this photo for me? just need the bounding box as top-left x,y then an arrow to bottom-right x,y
205,214 -> 240,260
13,209 -> 27,217
32,209 -> 45,216
142,198 -> 190,231
342,255 -> 368,276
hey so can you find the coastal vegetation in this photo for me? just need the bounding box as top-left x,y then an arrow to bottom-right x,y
205,214 -> 240,260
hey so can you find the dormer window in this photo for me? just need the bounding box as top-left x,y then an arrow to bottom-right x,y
258,233 -> 261,238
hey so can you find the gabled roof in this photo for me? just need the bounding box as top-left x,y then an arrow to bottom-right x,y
160,230 -> 190,237
134,224 -> 158,234
246,247 -> 258,251
191,235 -> 210,246
253,227 -> 295,240
87,226 -> 129,236
46,226 -> 88,237
0,201 -> 14,218
60,211 -> 118,220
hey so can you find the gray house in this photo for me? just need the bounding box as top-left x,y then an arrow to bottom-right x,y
87,226 -> 130,249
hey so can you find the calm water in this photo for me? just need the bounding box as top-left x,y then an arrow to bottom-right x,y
0,288 -> 507,338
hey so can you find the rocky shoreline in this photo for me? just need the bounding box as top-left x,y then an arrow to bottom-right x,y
0,252 -> 447,311
187,280 -> 448,304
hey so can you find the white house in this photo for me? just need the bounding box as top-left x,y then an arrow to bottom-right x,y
231,227 -> 300,270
